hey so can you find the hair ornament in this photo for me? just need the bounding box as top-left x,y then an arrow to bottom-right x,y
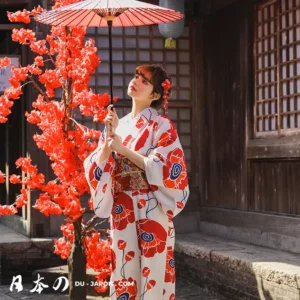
161,79 -> 172,115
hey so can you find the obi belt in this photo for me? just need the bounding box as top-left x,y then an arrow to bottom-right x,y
113,155 -> 151,194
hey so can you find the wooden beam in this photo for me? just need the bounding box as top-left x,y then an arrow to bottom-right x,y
0,24 -> 23,30
0,0 -> 29,4
247,135 -> 300,158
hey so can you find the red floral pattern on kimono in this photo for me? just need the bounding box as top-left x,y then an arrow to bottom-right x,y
165,246 -> 176,283
163,148 -> 188,189
112,192 -> 135,230
136,219 -> 167,258
84,107 -> 189,299
114,277 -> 137,300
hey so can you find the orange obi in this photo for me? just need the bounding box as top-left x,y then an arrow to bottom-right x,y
113,156 -> 150,194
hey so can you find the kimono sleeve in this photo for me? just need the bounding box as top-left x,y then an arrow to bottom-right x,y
143,117 -> 189,218
84,128 -> 115,218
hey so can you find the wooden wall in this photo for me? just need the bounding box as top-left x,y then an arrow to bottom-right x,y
200,0 -> 300,216
200,1 -> 249,209
249,160 -> 300,215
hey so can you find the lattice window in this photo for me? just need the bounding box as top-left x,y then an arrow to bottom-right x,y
254,0 -> 300,136
80,25 -> 192,174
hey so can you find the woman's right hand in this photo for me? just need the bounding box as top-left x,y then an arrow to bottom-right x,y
105,105 -> 119,133
98,130 -> 112,165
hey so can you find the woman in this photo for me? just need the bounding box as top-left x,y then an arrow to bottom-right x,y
84,64 -> 189,300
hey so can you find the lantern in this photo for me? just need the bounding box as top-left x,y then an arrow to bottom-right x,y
158,0 -> 185,49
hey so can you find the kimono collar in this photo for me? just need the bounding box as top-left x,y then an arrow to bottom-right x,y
129,107 -> 158,124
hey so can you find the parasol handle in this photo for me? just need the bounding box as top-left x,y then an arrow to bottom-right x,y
107,19 -> 114,132
108,20 -> 113,106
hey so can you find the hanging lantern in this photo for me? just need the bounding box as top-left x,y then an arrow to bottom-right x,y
158,0 -> 185,49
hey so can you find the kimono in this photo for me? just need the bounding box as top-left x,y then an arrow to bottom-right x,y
84,107 -> 189,300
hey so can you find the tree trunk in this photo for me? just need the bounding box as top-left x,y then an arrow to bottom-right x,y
68,217 -> 86,300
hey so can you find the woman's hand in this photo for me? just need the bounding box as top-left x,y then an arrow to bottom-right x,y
105,105 -> 119,133
107,133 -> 125,155
98,128 -> 112,165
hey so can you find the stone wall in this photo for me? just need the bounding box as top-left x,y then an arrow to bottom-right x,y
0,240 -> 65,285
175,233 -> 300,300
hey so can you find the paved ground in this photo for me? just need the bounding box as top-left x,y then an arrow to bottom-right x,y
0,225 -> 226,299
0,280 -> 225,299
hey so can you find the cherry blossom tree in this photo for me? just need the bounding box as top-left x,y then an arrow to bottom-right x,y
0,1 -> 114,299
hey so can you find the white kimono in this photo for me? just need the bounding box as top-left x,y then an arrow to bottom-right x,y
84,107 -> 189,300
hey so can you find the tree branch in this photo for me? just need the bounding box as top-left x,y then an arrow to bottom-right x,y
28,75 -> 50,102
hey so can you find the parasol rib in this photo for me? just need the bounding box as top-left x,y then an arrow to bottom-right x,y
74,0 -> 103,27
142,8 -> 181,23
127,9 -> 152,26
38,8 -> 80,26
75,10 -> 95,27
68,10 -> 94,27
136,8 -> 169,24
120,9 -> 135,26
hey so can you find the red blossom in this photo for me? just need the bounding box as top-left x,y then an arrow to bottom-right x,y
61,223 -> 74,242
15,157 -> 38,175
63,200 -> 85,222
12,28 -> 36,45
39,70 -> 62,97
25,110 -> 42,124
7,9 -> 30,24
30,40 -> 48,55
4,87 -> 23,100
7,6 -> 46,23
27,64 -> 42,75
8,76 -> 20,88
0,117 -> 8,123
0,95 -> 14,122
0,171 -> 5,183
0,6 -> 114,283
31,6 -> 46,16
12,66 -> 28,80
10,174 -> 21,184
15,188 -> 28,208
54,237 -> 72,259
0,57 -> 11,68
33,193 -> 63,216
0,205 -> 17,216
34,56 -> 44,66
84,232 -> 111,293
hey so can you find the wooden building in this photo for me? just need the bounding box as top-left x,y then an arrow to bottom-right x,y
0,0 -> 299,255
196,0 -> 300,253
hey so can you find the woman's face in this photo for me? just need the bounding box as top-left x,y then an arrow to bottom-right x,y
127,71 -> 155,101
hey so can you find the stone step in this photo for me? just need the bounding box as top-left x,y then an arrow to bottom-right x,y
175,232 -> 300,300
0,224 -> 64,284
200,207 -> 300,254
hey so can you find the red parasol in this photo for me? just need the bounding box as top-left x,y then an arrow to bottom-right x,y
35,0 -> 184,104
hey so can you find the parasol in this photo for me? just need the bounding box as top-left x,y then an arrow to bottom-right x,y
35,0 -> 184,104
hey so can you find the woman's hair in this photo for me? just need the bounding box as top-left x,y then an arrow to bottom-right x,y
135,64 -> 172,113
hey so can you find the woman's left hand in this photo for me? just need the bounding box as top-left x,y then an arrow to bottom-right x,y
107,133 -> 126,155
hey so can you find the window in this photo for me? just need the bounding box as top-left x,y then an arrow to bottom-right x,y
254,0 -> 300,136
